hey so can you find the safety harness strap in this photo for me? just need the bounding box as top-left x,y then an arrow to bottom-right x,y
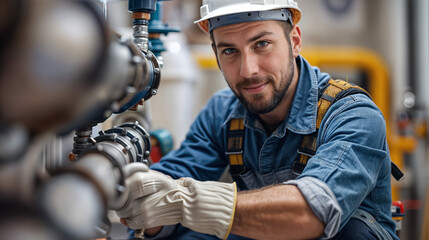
226,79 -> 403,184
226,118 -> 246,189
293,79 -> 370,174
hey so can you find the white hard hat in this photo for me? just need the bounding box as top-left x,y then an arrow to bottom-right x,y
194,0 -> 301,33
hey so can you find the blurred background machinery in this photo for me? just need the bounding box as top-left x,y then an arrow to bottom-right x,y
0,0 -> 428,240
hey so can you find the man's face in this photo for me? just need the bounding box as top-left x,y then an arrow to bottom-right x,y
212,20 -> 295,114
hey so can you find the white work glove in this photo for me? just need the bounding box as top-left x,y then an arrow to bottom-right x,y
115,166 -> 237,239
110,162 -> 150,210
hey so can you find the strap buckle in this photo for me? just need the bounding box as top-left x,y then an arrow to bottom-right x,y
225,150 -> 243,155
297,148 -> 315,158
292,161 -> 306,175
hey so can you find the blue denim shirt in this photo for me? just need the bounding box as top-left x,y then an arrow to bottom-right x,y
150,56 -> 397,240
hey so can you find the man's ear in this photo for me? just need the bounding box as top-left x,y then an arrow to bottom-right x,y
290,25 -> 302,58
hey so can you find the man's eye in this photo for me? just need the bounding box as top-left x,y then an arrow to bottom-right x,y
256,41 -> 269,48
222,48 -> 237,55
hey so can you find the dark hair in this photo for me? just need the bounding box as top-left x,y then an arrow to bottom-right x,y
277,20 -> 293,46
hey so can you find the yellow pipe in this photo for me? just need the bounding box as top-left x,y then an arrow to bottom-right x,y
194,54 -> 219,70
301,47 -> 390,123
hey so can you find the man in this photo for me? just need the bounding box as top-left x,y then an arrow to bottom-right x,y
116,1 -> 398,239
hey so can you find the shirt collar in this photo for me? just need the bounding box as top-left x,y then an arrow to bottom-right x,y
285,55 -> 319,134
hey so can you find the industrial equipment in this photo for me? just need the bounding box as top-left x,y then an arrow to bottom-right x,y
0,0 -> 174,239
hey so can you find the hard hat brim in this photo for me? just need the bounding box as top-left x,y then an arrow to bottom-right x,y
194,3 -> 301,33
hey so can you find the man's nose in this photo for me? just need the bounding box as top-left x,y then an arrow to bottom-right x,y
239,52 -> 259,78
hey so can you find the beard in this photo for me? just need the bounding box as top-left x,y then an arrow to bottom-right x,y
229,53 -> 295,115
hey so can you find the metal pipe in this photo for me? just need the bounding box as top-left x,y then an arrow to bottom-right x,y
40,121 -> 151,239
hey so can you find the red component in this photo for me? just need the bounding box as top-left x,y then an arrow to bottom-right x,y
150,145 -> 163,163
392,201 -> 404,213
396,111 -> 411,132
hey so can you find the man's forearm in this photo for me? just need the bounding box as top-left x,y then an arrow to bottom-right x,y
231,184 -> 324,240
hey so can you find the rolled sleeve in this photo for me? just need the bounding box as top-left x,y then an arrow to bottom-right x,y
284,177 -> 342,239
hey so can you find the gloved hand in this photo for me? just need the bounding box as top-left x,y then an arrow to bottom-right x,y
115,167 -> 237,239
110,162 -> 149,210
